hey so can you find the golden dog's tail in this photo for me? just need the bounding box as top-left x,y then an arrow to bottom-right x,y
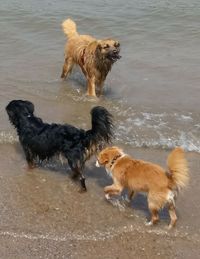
167,147 -> 189,190
62,18 -> 78,38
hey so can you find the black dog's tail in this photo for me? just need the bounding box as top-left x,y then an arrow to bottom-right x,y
89,106 -> 113,145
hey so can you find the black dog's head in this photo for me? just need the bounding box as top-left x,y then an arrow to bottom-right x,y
6,100 -> 34,128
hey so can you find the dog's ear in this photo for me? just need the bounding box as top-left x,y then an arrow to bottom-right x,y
6,109 -> 15,119
99,152 -> 109,165
24,101 -> 34,114
114,41 -> 120,48
95,40 -> 105,52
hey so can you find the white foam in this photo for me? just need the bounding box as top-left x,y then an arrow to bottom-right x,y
0,131 -> 18,144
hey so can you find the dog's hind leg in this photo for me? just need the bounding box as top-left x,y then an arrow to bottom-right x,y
146,193 -> 161,226
96,82 -> 104,97
167,203 -> 177,229
61,57 -> 74,79
146,207 -> 159,226
166,191 -> 177,229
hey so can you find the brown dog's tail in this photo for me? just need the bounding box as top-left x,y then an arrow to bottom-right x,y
167,147 -> 189,190
62,18 -> 78,38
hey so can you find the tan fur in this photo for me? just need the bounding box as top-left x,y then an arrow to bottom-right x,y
167,147 -> 189,190
61,18 -> 121,97
96,146 -> 189,228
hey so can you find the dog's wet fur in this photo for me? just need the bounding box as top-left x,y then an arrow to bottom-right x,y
6,100 -> 113,191
96,146 -> 189,228
61,18 -> 121,97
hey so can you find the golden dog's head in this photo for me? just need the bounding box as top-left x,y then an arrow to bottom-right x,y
96,146 -> 123,167
96,40 -> 121,63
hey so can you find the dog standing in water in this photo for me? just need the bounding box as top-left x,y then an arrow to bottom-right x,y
61,18 -> 121,97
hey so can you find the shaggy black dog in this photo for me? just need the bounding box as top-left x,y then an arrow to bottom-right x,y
6,100 -> 113,191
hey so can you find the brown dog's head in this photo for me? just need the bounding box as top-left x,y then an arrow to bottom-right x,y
96,40 -> 121,63
96,146 -> 124,167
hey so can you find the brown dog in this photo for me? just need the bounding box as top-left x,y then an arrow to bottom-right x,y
61,19 -> 121,97
96,146 -> 189,228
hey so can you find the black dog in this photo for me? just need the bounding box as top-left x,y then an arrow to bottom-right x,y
6,100 -> 113,191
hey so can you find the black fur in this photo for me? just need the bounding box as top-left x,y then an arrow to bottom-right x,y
6,100 -> 113,191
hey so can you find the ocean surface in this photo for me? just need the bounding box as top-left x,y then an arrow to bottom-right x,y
0,0 -> 199,152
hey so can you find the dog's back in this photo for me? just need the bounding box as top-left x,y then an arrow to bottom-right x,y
62,18 -> 96,67
113,156 -> 169,192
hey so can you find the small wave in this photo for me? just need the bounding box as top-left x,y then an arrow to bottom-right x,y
1,105 -> 199,154
0,223 -> 198,243
0,131 -> 18,144
113,105 -> 200,153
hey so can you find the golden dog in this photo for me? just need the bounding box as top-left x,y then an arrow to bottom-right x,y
61,18 -> 121,97
96,146 -> 189,228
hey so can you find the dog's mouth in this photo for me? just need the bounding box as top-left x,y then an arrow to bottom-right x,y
107,50 -> 121,62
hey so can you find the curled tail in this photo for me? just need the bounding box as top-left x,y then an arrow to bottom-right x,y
62,18 -> 78,38
90,106 -> 113,144
167,147 -> 189,190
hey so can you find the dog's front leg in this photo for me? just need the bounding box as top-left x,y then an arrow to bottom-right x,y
22,146 -> 35,169
67,158 -> 87,192
71,167 -> 87,193
79,172 -> 87,193
124,190 -> 135,206
128,190 -> 135,201
104,184 -> 123,200
86,77 -> 96,97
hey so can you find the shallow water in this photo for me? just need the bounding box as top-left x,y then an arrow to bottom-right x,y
0,0 -> 199,152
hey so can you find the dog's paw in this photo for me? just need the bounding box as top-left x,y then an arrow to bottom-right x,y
123,196 -> 132,207
105,193 -> 111,200
22,163 -> 36,171
167,224 -> 174,230
78,187 -> 87,193
85,94 -> 99,102
145,221 -> 153,227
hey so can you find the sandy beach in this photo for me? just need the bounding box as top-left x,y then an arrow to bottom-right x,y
0,144 -> 199,258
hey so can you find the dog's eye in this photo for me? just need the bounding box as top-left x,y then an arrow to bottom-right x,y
103,44 -> 110,49
114,42 -> 120,48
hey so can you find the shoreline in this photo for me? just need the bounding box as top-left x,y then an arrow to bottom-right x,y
0,144 -> 199,258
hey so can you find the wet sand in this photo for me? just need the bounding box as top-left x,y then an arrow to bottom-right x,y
0,144 -> 199,258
